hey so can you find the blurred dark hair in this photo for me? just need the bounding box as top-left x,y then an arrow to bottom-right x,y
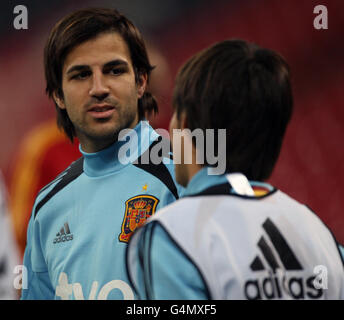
44,7 -> 157,142
173,39 -> 293,181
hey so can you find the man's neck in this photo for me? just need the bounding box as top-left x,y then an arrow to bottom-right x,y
79,136 -> 118,153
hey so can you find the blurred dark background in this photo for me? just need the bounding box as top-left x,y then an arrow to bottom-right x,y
1,0 -> 343,248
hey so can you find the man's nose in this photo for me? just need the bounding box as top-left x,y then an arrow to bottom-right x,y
89,71 -> 110,100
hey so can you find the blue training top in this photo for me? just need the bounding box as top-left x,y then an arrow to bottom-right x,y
21,121 -> 182,300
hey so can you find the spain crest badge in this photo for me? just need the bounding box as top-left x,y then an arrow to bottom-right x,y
119,195 -> 159,243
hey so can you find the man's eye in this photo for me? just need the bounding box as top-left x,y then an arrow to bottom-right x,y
110,67 -> 125,76
72,71 -> 90,80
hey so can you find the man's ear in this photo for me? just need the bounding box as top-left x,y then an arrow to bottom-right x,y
137,73 -> 148,98
52,91 -> 66,110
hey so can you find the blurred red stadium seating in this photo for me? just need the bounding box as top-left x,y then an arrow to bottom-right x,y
1,0 -> 343,248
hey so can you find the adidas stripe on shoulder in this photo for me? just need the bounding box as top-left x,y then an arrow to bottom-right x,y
34,157 -> 84,219
133,137 -> 178,200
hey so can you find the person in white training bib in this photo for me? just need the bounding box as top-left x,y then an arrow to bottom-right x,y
127,39 -> 344,300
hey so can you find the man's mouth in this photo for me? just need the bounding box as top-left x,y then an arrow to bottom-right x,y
87,104 -> 116,118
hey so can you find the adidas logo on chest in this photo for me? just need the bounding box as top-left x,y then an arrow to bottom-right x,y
53,222 -> 73,244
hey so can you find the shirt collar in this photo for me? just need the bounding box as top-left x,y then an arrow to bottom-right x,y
183,167 -> 274,197
183,167 -> 228,196
79,120 -> 159,177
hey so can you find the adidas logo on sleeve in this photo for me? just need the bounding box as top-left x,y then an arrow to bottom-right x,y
53,223 -> 73,244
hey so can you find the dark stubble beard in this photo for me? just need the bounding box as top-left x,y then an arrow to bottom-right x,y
76,102 -> 139,153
